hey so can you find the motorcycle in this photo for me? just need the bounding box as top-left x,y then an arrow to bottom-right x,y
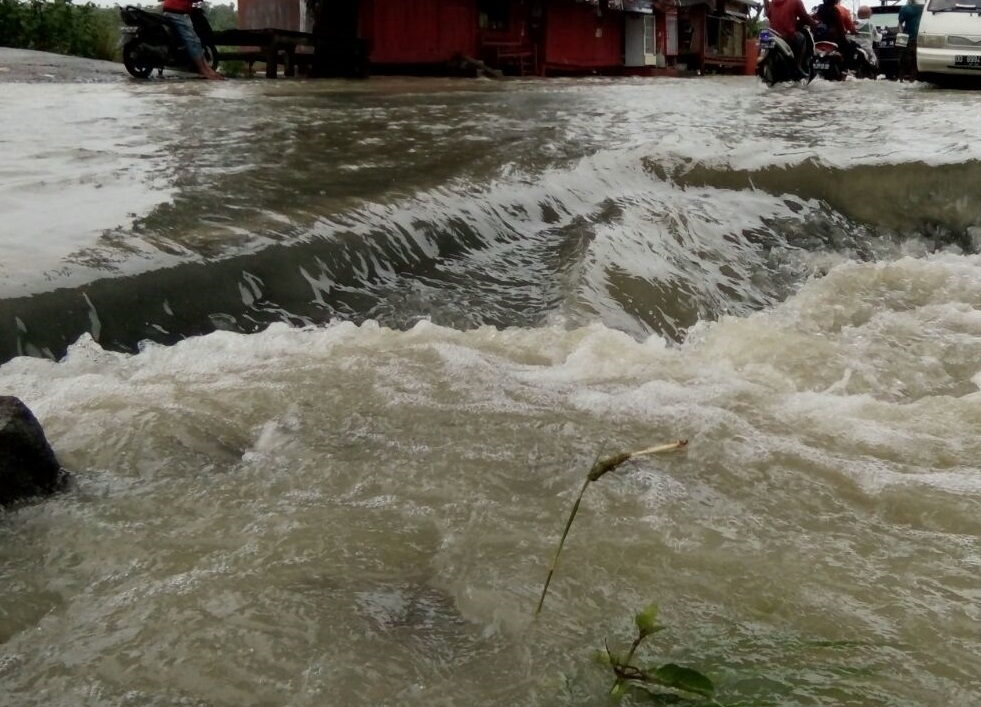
756,27 -> 815,86
811,35 -> 878,81
118,4 -> 219,79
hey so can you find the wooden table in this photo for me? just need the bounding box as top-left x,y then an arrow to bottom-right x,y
212,28 -> 315,78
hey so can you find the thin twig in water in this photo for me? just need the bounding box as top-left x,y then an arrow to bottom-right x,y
534,444 -> 605,617
534,439 -> 688,616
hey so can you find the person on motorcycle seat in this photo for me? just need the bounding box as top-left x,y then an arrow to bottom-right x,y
162,0 -> 225,80
852,5 -> 879,72
813,0 -> 856,68
763,0 -> 818,79
855,5 -> 879,42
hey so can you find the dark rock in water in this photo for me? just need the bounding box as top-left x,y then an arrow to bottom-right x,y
0,396 -> 67,507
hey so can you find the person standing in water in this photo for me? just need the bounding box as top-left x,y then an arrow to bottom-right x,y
897,0 -> 924,80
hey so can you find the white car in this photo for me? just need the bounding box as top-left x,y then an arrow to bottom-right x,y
916,0 -> 981,83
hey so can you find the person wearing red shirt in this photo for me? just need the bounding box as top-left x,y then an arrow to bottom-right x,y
764,0 -> 818,78
814,0 -> 856,68
836,3 -> 857,33
162,0 -> 224,80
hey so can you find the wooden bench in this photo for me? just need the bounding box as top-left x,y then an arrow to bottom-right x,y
212,28 -> 315,78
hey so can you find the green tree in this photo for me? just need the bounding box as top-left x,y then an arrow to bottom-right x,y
205,2 -> 236,31
0,0 -> 122,61
0,0 -> 30,46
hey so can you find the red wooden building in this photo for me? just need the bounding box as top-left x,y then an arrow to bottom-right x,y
238,0 -> 308,32
236,0 -> 635,76
234,0 -> 756,76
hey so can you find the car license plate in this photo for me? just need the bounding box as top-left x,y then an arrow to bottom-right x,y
813,61 -> 830,70
954,55 -> 981,67
881,40 -> 893,47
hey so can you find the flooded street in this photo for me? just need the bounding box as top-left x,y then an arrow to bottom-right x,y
1,74 -> 980,706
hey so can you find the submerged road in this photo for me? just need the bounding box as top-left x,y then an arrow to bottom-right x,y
0,47 -> 128,83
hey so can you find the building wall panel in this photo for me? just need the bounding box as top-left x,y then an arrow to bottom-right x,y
366,0 -> 475,64
238,0 -> 303,31
544,1 -> 623,68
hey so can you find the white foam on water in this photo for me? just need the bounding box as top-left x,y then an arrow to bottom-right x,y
4,251 -> 980,501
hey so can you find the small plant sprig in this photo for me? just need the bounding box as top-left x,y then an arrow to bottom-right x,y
534,440 -> 688,616
603,603 -> 718,705
534,441 -> 724,704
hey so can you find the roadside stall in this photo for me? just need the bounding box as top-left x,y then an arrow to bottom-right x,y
676,0 -> 758,72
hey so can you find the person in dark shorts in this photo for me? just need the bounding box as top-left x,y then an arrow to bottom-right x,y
897,0 -> 924,81
162,0 -> 225,80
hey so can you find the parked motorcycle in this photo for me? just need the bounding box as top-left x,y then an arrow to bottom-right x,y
756,27 -> 815,86
118,4 -> 219,79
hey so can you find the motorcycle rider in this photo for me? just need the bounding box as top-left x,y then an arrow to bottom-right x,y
855,5 -> 879,42
162,0 -> 225,80
763,0 -> 818,79
835,2 -> 857,34
814,0 -> 855,69
852,5 -> 879,75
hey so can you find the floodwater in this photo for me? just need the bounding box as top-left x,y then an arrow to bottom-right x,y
1,75 -> 980,706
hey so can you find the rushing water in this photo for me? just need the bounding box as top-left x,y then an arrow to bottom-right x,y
1,75 -> 980,707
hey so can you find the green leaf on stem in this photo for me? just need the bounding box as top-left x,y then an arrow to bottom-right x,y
648,663 -> 715,697
610,681 -> 628,700
634,604 -> 665,637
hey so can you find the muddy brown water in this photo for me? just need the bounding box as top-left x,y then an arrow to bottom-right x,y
1,74 -> 980,706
